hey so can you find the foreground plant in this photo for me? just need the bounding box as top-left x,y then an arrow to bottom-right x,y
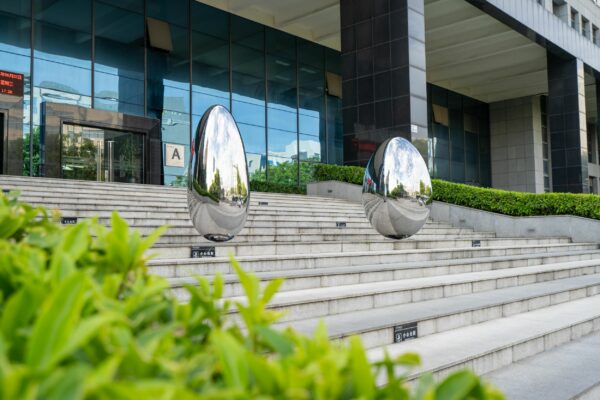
0,192 -> 504,399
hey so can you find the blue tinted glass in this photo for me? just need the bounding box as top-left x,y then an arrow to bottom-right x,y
232,44 -> 265,106
326,96 -> 343,164
147,0 -> 188,27
298,39 -> 323,69
34,0 -> 92,120
94,2 -> 144,115
147,24 -> 189,113
267,54 -> 296,110
268,128 -> 297,157
268,108 -> 296,132
191,29 -> 229,115
231,16 -> 263,51
266,29 -> 295,60
96,0 -> 142,13
238,123 -> 266,180
192,2 -> 228,38
299,133 -> 323,162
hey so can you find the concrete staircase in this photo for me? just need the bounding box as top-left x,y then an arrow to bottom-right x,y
3,174 -> 600,395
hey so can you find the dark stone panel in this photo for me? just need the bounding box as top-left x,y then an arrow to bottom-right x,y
355,20 -> 372,49
342,79 -> 357,107
375,100 -> 393,128
356,47 -> 374,76
357,76 -> 374,104
341,26 -> 355,53
373,15 -> 390,45
340,0 -> 427,166
374,71 -> 392,100
373,43 -> 391,73
374,0 -> 390,15
547,51 -> 588,193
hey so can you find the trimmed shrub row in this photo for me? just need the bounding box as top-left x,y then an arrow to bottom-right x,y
307,163 -> 600,220
250,179 -> 307,195
432,179 -> 600,220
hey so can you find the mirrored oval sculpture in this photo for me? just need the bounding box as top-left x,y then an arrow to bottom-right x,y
188,105 -> 249,242
362,137 -> 432,240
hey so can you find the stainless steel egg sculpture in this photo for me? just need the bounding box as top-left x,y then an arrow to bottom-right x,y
362,137 -> 432,240
188,105 -> 249,242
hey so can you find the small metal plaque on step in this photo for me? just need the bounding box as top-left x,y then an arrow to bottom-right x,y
61,217 -> 78,225
258,201 -> 269,206
472,240 -> 481,248
2,189 -> 8,194
191,246 -> 216,258
336,222 -> 347,228
394,323 -> 418,343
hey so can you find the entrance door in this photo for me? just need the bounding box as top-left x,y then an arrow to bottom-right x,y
0,112 -> 4,173
61,123 -> 144,183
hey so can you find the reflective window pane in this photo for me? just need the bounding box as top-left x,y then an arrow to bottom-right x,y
94,2 -> 144,115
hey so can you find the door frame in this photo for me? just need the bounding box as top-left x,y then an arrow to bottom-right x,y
0,93 -> 24,176
42,102 -> 161,184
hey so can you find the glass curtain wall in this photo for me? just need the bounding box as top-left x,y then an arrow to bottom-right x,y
428,84 -> 491,187
1,0 -> 341,185
0,3 -> 31,174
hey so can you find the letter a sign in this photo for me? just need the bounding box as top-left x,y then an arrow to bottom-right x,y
165,143 -> 185,167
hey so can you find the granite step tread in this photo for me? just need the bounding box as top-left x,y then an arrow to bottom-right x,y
485,331 -> 600,400
167,249 -> 600,287
366,295 -> 600,383
233,258 -> 600,308
286,274 -> 600,340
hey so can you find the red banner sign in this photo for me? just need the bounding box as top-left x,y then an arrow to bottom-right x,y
0,71 -> 24,97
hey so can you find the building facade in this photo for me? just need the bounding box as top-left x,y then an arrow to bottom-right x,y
0,0 -> 599,193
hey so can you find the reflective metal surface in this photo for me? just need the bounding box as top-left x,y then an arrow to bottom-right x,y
188,105 -> 249,242
362,137 -> 432,240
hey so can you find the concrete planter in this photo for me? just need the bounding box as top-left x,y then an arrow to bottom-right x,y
307,181 -> 600,243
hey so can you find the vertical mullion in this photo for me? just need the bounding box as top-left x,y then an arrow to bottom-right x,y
189,0 -> 192,147
143,0 -> 147,117
91,0 -> 95,109
264,27 -> 268,183
29,0 -> 34,176
296,38 -> 300,187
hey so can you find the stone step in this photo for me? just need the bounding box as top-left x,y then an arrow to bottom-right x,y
148,243 -> 599,277
367,295 -> 600,384
16,194 -> 366,212
150,237 -> 566,258
227,259 -> 600,323
168,250 -> 600,297
485,331 -> 600,400
286,274 -> 600,349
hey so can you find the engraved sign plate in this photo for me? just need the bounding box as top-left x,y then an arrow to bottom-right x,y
336,222 -> 347,228
394,323 -> 418,343
472,240 -> 481,248
61,217 -> 78,225
191,246 -> 216,258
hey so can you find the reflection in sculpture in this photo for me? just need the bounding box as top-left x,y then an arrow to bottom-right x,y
362,137 -> 432,239
188,105 -> 249,242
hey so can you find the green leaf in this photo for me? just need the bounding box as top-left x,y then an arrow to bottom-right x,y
211,330 -> 249,390
255,325 -> 293,356
26,272 -> 88,371
348,336 -> 375,399
436,370 -> 479,400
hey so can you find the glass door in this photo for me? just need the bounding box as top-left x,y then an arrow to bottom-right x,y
0,112 -> 4,173
61,123 -> 144,183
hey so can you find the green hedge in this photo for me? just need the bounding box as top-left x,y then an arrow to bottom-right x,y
309,163 -> 600,220
432,179 -> 600,220
312,163 -> 364,185
250,180 -> 307,195
0,192 -> 504,399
